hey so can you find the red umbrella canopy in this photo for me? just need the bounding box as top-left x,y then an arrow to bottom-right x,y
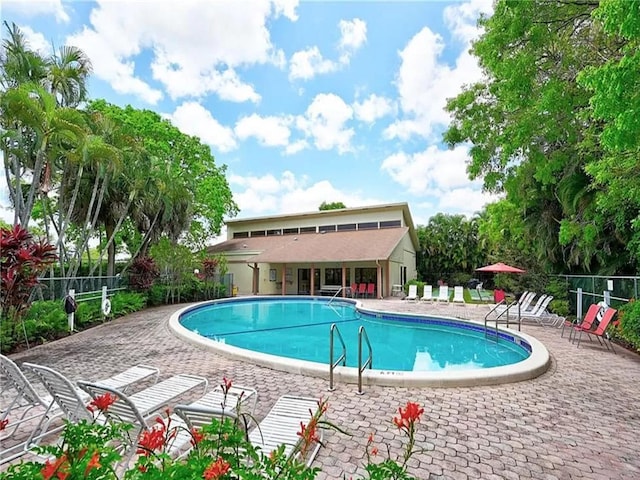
476,262 -> 526,273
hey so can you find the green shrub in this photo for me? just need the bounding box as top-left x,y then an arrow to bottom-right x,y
146,284 -> 170,306
450,272 -> 472,287
545,278 -> 569,300
549,299 -> 569,317
110,291 -> 146,314
618,300 -> 640,352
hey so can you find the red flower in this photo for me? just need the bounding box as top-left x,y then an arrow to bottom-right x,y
371,447 -> 378,456
0,419 -> 8,431
137,425 -> 166,455
190,427 -> 204,446
41,455 -> 70,480
87,393 -> 117,413
84,451 -> 101,475
203,457 -> 231,479
367,432 -> 374,444
393,401 -> 424,430
222,377 -> 232,392
138,465 -> 147,473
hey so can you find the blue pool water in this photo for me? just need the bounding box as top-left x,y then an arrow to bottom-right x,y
180,299 -> 530,372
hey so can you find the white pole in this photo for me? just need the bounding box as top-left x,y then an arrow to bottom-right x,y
68,289 -> 75,332
576,288 -> 582,320
102,286 -> 108,319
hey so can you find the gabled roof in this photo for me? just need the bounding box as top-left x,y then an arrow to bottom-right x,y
207,227 -> 410,263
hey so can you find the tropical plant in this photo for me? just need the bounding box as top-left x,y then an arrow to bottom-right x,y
0,225 -> 57,325
128,256 -> 160,291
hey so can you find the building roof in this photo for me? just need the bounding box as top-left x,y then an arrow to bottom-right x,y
207,227 -> 410,263
225,202 -> 419,249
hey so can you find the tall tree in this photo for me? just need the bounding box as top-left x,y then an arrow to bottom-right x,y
578,0 -> 640,267
444,0 -> 629,273
319,201 -> 346,211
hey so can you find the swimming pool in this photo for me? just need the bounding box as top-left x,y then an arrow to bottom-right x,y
170,297 -> 550,387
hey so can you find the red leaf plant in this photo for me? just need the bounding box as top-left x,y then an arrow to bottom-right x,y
1,225 -> 57,323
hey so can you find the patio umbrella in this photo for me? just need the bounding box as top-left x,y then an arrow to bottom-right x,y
475,262 -> 526,274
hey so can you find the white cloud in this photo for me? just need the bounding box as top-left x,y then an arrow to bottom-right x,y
19,26 -> 52,56
65,0 -> 298,104
338,18 -> 367,63
380,144 -> 499,216
229,171 -> 382,216
288,47 -> 338,81
166,102 -> 237,153
381,145 -> 476,194
385,0 -> 492,141
284,139 -> 309,156
296,93 -> 354,154
235,114 -> 292,147
353,94 -> 395,124
4,0 -> 69,23
288,17 -> 367,81
151,53 -> 260,103
444,0 -> 494,43
438,186 -> 498,215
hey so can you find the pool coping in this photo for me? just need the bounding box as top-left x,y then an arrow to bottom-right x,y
168,296 -> 551,388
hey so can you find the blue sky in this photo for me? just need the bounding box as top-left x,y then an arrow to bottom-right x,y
2,0 -> 498,235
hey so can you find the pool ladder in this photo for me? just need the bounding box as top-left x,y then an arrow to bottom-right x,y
328,323 -> 372,394
484,300 -> 522,340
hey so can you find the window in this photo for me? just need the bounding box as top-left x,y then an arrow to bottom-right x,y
233,231 -> 249,238
319,224 -> 336,233
250,230 -> 266,237
300,226 -> 316,234
337,223 -> 356,231
324,268 -> 349,285
355,268 -> 377,284
266,229 -> 281,236
283,228 -> 299,235
357,222 -> 378,230
380,220 -> 401,228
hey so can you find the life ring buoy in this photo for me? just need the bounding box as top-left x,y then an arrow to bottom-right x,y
596,301 -> 608,323
102,298 -> 112,316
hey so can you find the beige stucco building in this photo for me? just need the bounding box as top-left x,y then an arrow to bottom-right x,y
207,203 -> 419,298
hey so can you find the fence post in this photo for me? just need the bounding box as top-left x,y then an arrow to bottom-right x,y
102,286 -> 108,317
68,289 -> 75,332
576,288 -> 582,320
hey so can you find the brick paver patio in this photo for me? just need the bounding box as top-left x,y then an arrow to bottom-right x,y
3,299 -> 640,479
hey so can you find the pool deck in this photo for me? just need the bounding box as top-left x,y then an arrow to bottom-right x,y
3,298 -> 640,479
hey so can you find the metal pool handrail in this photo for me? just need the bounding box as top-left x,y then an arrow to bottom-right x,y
484,300 -> 521,339
328,323 -> 346,391
357,325 -> 372,395
328,286 -> 349,305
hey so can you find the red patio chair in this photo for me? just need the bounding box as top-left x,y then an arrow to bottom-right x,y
357,283 -> 367,297
366,283 -> 375,298
561,303 -> 599,340
350,283 -> 358,298
575,307 -> 617,352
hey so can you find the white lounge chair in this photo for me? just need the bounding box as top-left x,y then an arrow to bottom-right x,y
77,373 -> 208,466
497,291 -> 535,314
2,358 -> 158,464
436,286 -> 449,303
452,286 -> 465,304
174,395 -> 323,467
166,383 -> 258,458
406,284 -> 418,301
520,295 -> 560,325
420,285 -> 433,302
